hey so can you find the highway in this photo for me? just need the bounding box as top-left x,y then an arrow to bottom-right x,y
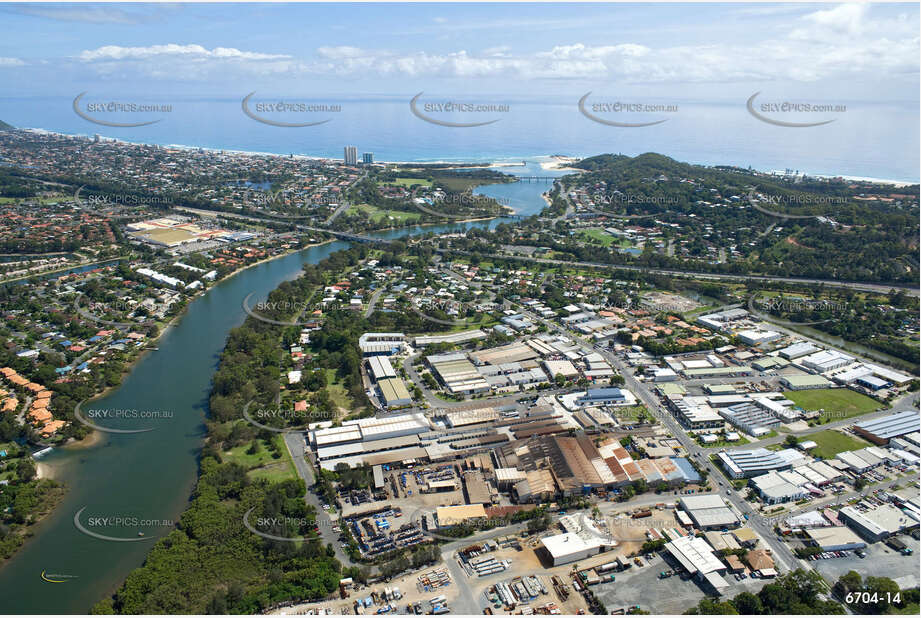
441,249 -> 920,295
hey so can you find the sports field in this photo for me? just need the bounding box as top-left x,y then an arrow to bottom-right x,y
783,388 -> 879,422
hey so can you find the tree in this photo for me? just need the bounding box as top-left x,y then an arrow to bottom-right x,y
687,598 -> 738,615
833,570 -> 862,600
17,459 -> 36,482
730,592 -> 762,614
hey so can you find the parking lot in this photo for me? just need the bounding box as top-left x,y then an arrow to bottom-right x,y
811,535 -> 920,590
591,551 -> 775,614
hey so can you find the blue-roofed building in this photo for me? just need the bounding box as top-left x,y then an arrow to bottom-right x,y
59,340 -> 72,347
577,388 -> 627,406
856,375 -> 889,391
854,410 -> 921,445
671,457 -> 702,483
88,335 -> 102,343
76,362 -> 89,371
55,366 -> 72,375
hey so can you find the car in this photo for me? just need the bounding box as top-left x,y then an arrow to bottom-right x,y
726,489 -> 731,495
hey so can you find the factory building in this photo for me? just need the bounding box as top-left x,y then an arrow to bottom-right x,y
839,504 -> 919,542
576,387 -> 628,407
780,374 -> 833,390
736,329 -> 782,346
367,356 -> 397,380
853,410 -> 921,445
413,329 -> 487,347
719,403 -> 781,436
377,377 -> 412,409
778,342 -> 820,360
678,495 -> 740,530
665,535 -> 729,593
541,515 -> 612,566
358,332 -> 405,356
804,527 -> 867,552
668,396 -> 724,430
717,448 -> 793,479
799,350 -> 855,373
427,352 -> 491,394
749,471 -> 808,505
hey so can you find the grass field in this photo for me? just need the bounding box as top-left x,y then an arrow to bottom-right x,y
324,368 -> 354,413
614,405 -> 651,422
350,203 -> 421,224
579,228 -> 617,247
0,196 -> 63,204
223,435 -> 298,483
697,434 -> 751,449
389,177 -> 432,188
803,430 -> 870,459
431,175 -> 505,192
784,388 -> 880,422
579,227 -> 636,249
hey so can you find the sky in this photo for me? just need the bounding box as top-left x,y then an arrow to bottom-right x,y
0,2 -> 918,102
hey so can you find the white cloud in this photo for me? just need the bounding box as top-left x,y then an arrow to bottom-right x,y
78,44 -> 290,62
0,57 -> 26,67
69,5 -> 918,85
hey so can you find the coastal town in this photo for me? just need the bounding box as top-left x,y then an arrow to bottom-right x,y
0,126 -> 917,616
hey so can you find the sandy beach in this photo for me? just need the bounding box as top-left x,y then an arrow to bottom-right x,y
540,156 -> 583,172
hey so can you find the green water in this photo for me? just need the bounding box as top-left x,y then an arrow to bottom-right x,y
0,166 -> 558,613
0,240 -> 348,613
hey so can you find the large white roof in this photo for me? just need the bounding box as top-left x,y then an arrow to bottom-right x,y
666,535 -> 725,574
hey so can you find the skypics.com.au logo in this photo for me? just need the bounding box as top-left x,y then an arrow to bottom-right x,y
73,506 -> 173,542
410,92 -> 508,127
74,185 -> 171,210
746,92 -> 845,128
747,294 -> 846,326
241,400 -> 334,433
242,294 -> 314,326
73,401 -> 173,434
241,92 -> 341,127
411,193 -> 512,220
73,92 -> 171,127
747,190 -> 847,221
579,93 -> 677,128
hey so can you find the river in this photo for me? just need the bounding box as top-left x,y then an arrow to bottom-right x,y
0,162 -> 563,613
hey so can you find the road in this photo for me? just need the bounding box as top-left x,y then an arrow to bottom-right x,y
512,302 -> 807,574
364,282 -> 388,318
281,432 -> 356,568
441,249 -> 920,295
324,201 -> 351,225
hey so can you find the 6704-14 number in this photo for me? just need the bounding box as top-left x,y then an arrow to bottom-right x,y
846,592 -> 901,604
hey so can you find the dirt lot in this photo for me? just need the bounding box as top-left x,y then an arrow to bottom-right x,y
268,564 -> 458,615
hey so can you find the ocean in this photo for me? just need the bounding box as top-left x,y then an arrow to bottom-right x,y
1,96 -> 918,182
